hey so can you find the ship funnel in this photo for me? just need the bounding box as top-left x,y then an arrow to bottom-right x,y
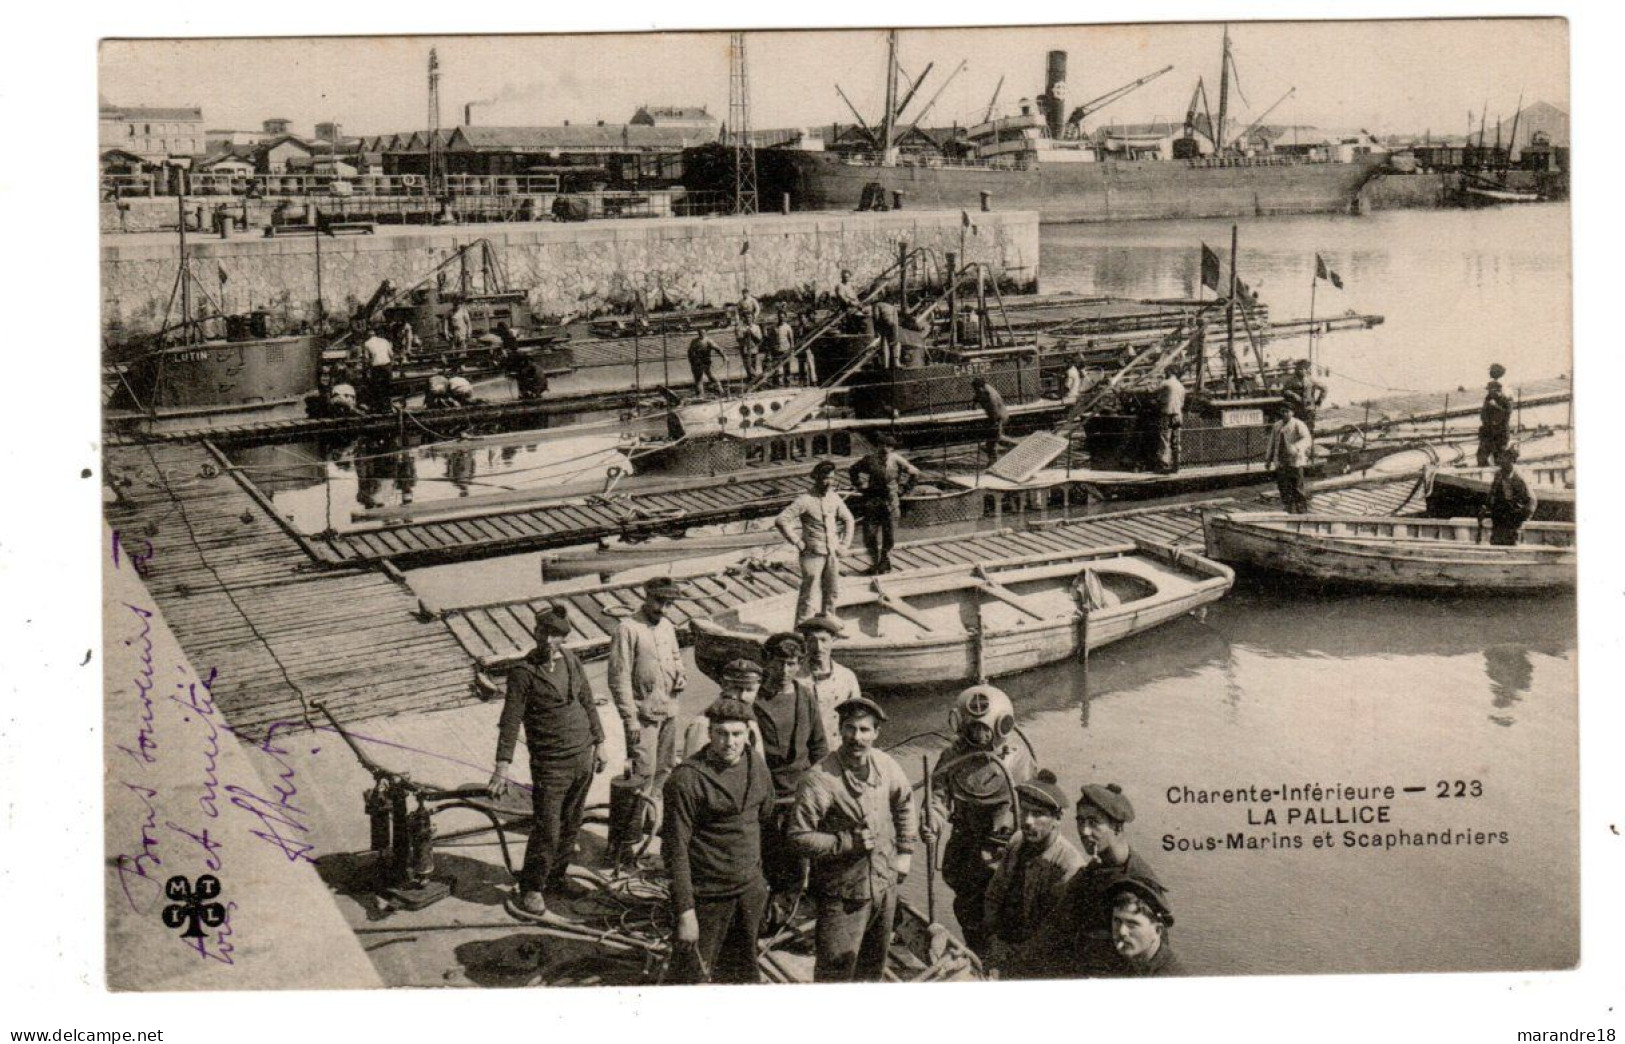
1039,50 -> 1068,138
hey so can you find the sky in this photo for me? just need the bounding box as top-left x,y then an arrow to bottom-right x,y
99,19 -> 1567,140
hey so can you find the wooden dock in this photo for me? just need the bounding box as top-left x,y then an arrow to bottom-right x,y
440,475 -> 1421,671
104,442 -> 476,734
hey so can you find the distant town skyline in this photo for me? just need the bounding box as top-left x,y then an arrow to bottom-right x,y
100,20 -> 1567,142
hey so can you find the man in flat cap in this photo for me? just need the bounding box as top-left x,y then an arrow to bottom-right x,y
1478,363 -> 1513,467
661,697 -> 775,983
982,769 -> 1086,976
848,432 -> 921,576
1105,878 -> 1184,977
775,460 -> 856,625
609,576 -> 687,836
798,614 -> 860,743
489,604 -> 605,922
1011,782 -> 1168,978
1282,358 -> 1327,435
789,696 -> 918,981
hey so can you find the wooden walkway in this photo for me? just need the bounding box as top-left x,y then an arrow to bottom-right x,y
104,442 -> 476,734
441,475 -> 1422,671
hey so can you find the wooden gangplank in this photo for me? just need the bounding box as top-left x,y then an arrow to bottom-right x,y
104,442 -> 476,734
440,476 -> 1422,670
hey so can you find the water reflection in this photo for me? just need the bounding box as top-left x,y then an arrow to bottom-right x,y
1484,643 -> 1536,727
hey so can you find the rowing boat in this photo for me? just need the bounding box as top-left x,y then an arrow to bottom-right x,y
1425,461 -> 1575,522
1202,512 -> 1576,593
539,526 -> 786,579
692,541 -> 1234,689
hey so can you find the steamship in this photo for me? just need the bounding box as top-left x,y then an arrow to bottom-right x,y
690,31 -> 1388,224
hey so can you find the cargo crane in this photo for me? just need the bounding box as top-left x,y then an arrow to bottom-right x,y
1176,77 -> 1216,158
1060,65 -> 1174,139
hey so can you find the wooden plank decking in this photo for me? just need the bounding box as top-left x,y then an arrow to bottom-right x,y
104,441 -> 476,734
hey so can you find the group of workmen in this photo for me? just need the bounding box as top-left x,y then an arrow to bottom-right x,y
486,575 -> 1178,984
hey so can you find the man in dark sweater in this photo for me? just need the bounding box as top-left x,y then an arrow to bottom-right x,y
755,632 -> 830,899
488,604 -> 605,922
661,697 -> 775,984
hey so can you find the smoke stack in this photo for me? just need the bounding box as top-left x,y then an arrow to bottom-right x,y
464,103 -> 474,126
1039,50 -> 1068,139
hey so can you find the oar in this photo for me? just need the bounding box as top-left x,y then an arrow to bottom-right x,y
922,753 -> 937,925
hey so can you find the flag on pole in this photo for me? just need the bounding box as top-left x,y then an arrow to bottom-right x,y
961,209 -> 979,236
217,262 -> 229,286
1200,243 -> 1222,292
740,240 -> 750,255
1315,253 -> 1344,289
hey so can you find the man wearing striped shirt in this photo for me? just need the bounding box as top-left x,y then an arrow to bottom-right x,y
775,461 -> 856,625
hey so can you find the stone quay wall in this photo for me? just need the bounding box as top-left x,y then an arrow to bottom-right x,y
100,211 -> 1040,344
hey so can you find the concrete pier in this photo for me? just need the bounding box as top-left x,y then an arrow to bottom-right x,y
100,210 -> 1040,344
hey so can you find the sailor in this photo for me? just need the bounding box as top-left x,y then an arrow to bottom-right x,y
423,374 -> 459,410
923,684 -> 1036,957
508,351 -> 551,402
774,461 -> 856,625
1104,878 -> 1184,977
1011,783 -> 1169,979
325,382 -> 364,417
1486,445 -> 1538,546
983,769 -> 1086,976
494,320 -> 520,354
608,576 -> 688,837
737,288 -> 762,328
448,299 -> 473,345
1477,363 -> 1514,466
1265,401 -> 1314,514
488,604 -> 605,922
360,326 -> 395,411
779,311 -> 816,384
1283,358 -> 1327,434
755,632 -> 831,899
797,615 -> 860,744
872,300 -> 903,369
971,376 -> 1012,463
847,433 -> 920,575
788,696 -> 918,982
834,269 -> 863,313
687,329 -> 726,398
1061,355 -> 1086,404
678,659 -> 765,761
1154,364 -> 1187,474
661,697 -> 775,984
737,319 -> 765,383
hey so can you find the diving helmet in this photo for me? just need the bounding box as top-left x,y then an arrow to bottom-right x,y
948,684 -> 1016,749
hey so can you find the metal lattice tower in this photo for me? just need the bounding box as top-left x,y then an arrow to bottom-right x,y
728,32 -> 759,214
427,48 -> 443,197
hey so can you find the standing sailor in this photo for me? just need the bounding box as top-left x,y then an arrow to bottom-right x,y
774,461 -> 856,625
488,605 -> 604,922
754,632 -> 830,900
661,697 -> 775,984
608,577 -> 688,834
1478,363 -> 1514,466
1154,365 -> 1187,474
797,615 -> 860,744
1265,401 -> 1314,514
923,684 -> 1036,956
847,433 -> 920,575
687,329 -> 726,398
971,376 -> 1011,463
983,770 -> 1086,975
360,326 -> 395,411
1486,446 -> 1538,546
1283,358 -> 1327,434
789,697 -> 918,982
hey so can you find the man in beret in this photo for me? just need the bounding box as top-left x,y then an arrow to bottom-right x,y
775,461 -> 856,625
798,615 -> 860,743
1009,782 -> 1167,978
756,633 -> 831,900
847,433 -> 921,576
1487,445 -> 1538,546
489,605 -> 605,922
1282,358 -> 1327,435
982,770 -> 1086,976
789,697 -> 918,981
1478,363 -> 1513,466
1105,878 -> 1184,976
608,576 -> 688,840
661,697 -> 775,983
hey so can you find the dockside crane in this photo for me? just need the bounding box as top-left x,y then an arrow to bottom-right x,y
1061,65 -> 1174,139
1223,86 -> 1295,153
982,75 -> 1006,124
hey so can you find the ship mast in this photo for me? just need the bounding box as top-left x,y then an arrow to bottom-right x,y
1215,26 -> 1231,156
880,30 -> 899,165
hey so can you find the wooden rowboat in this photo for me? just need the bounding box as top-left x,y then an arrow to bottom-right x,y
692,541 -> 1234,690
1202,512 -> 1576,593
1425,461 -> 1575,522
540,527 -> 785,579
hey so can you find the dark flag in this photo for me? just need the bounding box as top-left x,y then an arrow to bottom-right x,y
1200,243 -> 1222,292
1330,270 -> 1344,289
217,262 -> 229,286
1315,253 -> 1329,280
740,240 -> 750,255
